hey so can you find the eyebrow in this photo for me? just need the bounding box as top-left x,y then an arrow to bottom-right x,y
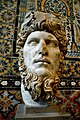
44,38 -> 58,45
45,38 -> 57,41
27,37 -> 58,44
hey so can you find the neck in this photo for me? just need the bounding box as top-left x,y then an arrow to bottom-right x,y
21,83 -> 48,107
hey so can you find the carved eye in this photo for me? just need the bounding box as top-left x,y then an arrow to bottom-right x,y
27,39 -> 39,46
49,41 -> 54,47
52,41 -> 59,47
46,40 -> 58,47
30,41 -> 37,46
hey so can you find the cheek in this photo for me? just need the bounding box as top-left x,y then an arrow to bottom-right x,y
23,48 -> 37,66
54,52 -> 60,61
50,51 -> 60,72
23,51 -> 30,66
50,48 -> 60,58
50,49 -> 60,65
23,47 -> 31,66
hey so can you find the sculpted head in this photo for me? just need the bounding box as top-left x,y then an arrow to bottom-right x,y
17,11 -> 68,102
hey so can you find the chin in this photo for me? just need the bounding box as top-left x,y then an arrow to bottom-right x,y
33,67 -> 52,77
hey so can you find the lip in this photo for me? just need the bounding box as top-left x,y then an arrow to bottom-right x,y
34,58 -> 51,64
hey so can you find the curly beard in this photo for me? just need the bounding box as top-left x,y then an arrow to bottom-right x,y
22,70 -> 60,102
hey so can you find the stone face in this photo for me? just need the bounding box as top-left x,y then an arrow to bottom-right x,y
23,31 -> 60,77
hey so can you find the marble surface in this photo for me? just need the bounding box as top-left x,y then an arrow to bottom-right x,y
15,104 -> 71,120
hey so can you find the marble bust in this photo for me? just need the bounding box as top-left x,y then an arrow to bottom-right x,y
17,11 -> 68,107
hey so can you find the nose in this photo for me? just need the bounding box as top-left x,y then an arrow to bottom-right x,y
38,39 -> 48,56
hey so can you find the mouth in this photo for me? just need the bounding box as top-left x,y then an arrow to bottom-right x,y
34,59 -> 51,65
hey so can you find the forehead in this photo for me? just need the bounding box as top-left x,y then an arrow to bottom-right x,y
27,31 -> 57,41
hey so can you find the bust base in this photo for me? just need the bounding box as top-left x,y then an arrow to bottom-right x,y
15,104 -> 71,120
